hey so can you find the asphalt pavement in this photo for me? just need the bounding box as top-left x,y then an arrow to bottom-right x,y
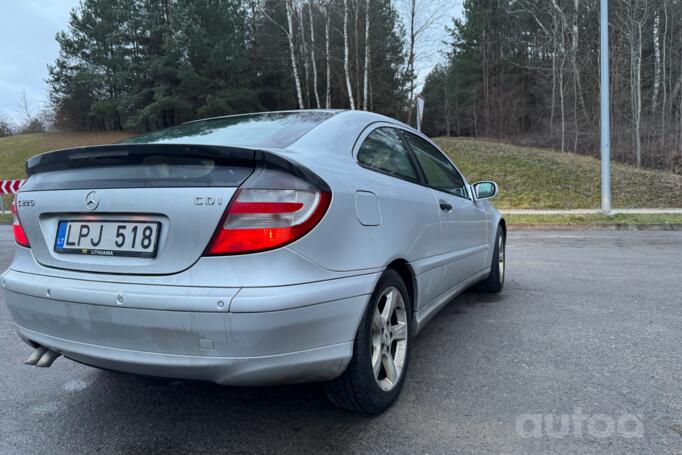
1,227 -> 681,454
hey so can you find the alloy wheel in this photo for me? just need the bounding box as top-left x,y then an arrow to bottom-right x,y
370,286 -> 408,392
498,234 -> 505,283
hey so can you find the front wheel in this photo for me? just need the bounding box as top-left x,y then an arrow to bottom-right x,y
324,269 -> 412,414
476,225 -> 505,293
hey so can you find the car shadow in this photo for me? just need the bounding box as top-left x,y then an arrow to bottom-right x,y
35,287 -> 509,453
50,369 -> 365,453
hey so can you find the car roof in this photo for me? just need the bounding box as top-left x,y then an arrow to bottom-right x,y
121,109 -> 419,152
122,110 -> 341,149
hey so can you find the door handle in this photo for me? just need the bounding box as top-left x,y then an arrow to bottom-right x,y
439,200 -> 453,212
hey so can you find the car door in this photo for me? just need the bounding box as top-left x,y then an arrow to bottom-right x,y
401,131 -> 489,287
355,126 -> 445,310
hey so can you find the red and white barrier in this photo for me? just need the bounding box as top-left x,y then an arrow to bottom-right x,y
0,179 -> 24,194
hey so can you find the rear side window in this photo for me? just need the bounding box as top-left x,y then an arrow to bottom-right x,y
357,127 -> 418,181
403,132 -> 468,198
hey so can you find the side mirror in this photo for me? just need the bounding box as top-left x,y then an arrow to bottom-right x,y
473,181 -> 498,200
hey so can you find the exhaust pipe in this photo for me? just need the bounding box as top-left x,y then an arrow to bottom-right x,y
24,345 -> 61,368
24,346 -> 47,365
36,349 -> 61,367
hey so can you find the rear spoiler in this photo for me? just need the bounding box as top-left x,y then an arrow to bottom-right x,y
22,143 -> 328,192
25,143 -> 255,176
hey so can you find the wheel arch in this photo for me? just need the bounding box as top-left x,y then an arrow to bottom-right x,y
385,259 -> 417,314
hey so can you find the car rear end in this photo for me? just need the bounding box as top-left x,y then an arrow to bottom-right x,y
2,119 -> 378,385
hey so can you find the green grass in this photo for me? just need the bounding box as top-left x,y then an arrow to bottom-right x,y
0,131 -> 136,179
436,137 -> 682,209
1,132 -> 680,211
506,213 -> 682,226
0,131 -> 137,213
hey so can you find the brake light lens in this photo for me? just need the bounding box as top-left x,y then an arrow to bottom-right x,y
204,170 -> 331,255
11,200 -> 30,247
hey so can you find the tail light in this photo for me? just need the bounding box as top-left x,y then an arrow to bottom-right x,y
11,200 -> 30,248
204,167 -> 331,255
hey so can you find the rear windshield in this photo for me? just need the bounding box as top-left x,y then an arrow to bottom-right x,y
122,111 -> 336,148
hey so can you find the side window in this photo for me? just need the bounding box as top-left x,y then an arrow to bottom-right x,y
402,132 -> 468,198
357,127 -> 418,181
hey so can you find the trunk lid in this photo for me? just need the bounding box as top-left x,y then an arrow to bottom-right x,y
17,144 -> 256,275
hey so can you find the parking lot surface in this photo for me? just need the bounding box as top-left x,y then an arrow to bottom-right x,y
1,227 -> 681,454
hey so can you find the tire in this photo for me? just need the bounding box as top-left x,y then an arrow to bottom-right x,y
476,225 -> 505,293
324,269 -> 412,414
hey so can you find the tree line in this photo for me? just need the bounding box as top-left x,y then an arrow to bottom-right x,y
33,0 -> 682,172
47,0 -> 419,132
422,0 -> 682,170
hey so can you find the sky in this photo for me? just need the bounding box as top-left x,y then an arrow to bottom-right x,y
0,0 -> 462,125
0,0 -> 80,124
403,0 -> 463,91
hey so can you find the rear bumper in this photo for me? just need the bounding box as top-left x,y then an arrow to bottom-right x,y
2,269 -> 378,385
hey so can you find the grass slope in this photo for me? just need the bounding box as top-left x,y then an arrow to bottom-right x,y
0,131 -> 136,179
0,132 -> 680,211
0,131 -> 137,218
436,137 -> 682,209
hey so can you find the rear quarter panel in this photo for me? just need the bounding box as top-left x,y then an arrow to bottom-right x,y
281,115 -> 443,273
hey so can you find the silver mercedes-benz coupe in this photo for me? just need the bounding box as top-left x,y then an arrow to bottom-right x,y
3,110 -> 505,413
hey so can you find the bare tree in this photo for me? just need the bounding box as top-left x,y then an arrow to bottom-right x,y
324,1 -> 331,108
550,0 -> 567,152
263,3 -> 305,109
679,53 -> 682,154
308,0 -> 321,108
652,10 -> 661,114
343,0 -> 356,109
660,0 -> 668,142
619,0 -> 649,166
16,90 -> 34,126
557,22 -> 567,153
362,0 -> 370,110
514,0 -> 560,128
296,1 -> 311,105
354,0 -> 361,102
569,0 -> 586,151
404,0 -> 417,122
551,9 -> 558,128
15,90 -> 47,134
400,0 -> 451,123
286,1 -> 305,108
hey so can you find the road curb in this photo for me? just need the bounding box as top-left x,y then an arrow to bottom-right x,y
509,223 -> 682,231
502,209 -> 682,215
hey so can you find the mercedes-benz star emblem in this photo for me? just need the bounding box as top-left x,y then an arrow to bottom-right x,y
85,191 -> 99,210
